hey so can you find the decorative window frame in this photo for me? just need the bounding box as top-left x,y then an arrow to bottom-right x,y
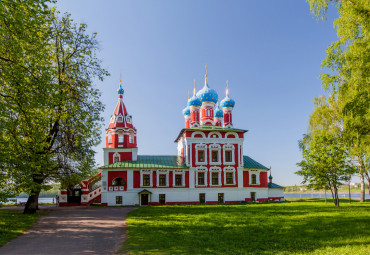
195,166 -> 207,187
223,166 -> 236,185
209,166 -> 221,186
140,170 -> 153,187
129,132 -> 135,144
113,152 -> 120,163
156,170 -> 169,187
195,143 -> 207,165
108,132 -> 113,144
173,170 -> 185,187
208,132 -> 222,139
126,115 -> 132,124
117,114 -> 124,123
117,130 -> 124,143
209,143 -> 221,165
223,144 -> 235,165
249,170 -> 260,185
191,131 -> 206,139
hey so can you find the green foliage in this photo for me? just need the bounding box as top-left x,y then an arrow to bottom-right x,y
0,0 -> 109,212
0,209 -> 46,247
120,202 -> 370,254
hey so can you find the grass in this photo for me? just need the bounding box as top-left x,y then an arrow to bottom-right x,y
0,209 -> 46,247
120,199 -> 370,254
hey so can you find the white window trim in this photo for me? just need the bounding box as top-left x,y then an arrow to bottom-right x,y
140,170 -> 153,187
249,170 -> 260,185
156,170 -> 169,187
209,167 -> 221,186
117,114 -> 124,123
126,115 -> 132,124
113,152 -> 120,163
195,167 -> 207,187
224,167 -> 236,185
173,170 -> 185,187
223,144 -> 235,165
129,132 -> 135,144
209,144 -> 221,165
108,132 -> 113,144
195,144 -> 207,165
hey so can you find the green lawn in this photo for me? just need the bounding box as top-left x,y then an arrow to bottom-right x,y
120,199 -> 370,254
0,209 -> 46,247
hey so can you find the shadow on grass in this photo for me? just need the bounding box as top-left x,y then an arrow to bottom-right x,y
121,201 -> 370,254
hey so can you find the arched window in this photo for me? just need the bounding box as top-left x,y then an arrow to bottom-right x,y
118,131 -> 124,143
108,132 -> 112,144
113,152 -> 120,163
251,174 -> 257,184
112,177 -> 126,186
129,132 -> 134,144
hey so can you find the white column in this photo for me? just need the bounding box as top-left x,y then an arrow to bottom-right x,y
127,170 -> 133,190
237,168 -> 244,189
189,168 -> 195,189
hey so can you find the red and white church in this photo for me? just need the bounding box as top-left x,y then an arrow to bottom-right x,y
59,70 -> 284,206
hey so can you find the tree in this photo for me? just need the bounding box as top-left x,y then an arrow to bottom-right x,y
307,0 -> 370,200
296,133 -> 354,206
0,0 -> 108,213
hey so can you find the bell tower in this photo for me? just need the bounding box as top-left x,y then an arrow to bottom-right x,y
103,76 -> 138,165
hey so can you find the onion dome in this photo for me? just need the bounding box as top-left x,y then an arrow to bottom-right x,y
214,104 -> 223,117
117,84 -> 124,95
196,67 -> 218,104
269,175 -> 273,180
188,94 -> 202,107
220,83 -> 235,108
182,106 -> 190,116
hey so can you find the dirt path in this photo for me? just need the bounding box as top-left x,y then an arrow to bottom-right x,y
0,206 -> 136,255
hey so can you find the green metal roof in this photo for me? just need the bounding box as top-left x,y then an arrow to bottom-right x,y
101,155 -> 188,169
243,156 -> 269,170
268,183 -> 284,189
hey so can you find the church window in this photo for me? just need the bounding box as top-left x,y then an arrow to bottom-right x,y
159,194 -> 166,205
143,175 -> 150,186
198,172 -> 205,185
212,151 -> 218,162
212,172 -> 219,185
129,132 -> 134,144
251,174 -> 257,184
199,193 -> 205,203
198,151 -> 205,162
118,133 -> 124,143
175,175 -> 182,186
159,174 -> 166,186
225,151 -> 232,162
117,116 -> 123,123
226,173 -> 233,184
112,177 -> 125,186
108,132 -> 112,144
116,196 -> 123,204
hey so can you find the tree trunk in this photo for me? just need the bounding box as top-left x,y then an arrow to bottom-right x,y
24,190 -> 40,214
348,178 -> 351,203
324,189 -> 327,204
359,172 -> 365,202
364,171 -> 370,195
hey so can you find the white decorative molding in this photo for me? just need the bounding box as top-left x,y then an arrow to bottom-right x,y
208,132 -> 222,139
209,166 -> 221,186
140,170 -> 153,187
173,170 -> 185,187
191,132 -> 206,139
223,143 -> 235,165
249,170 -> 261,185
225,132 -> 238,139
195,166 -> 208,186
156,170 -> 169,187
209,143 -> 221,165
223,166 -> 236,185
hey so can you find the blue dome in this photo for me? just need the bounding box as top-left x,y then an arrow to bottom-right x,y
214,105 -> 223,117
220,95 -> 235,108
188,95 -> 202,107
117,84 -> 124,95
196,84 -> 218,104
182,106 -> 190,116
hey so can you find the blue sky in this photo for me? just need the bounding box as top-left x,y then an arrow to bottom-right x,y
56,0 -> 338,186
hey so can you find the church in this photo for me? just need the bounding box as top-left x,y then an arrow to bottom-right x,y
59,69 -> 284,206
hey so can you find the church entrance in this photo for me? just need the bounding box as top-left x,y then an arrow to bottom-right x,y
141,194 -> 148,205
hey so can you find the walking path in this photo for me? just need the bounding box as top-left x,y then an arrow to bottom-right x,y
0,206 -> 136,255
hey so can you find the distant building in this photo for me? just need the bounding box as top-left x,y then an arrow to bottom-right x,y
59,69 -> 284,206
